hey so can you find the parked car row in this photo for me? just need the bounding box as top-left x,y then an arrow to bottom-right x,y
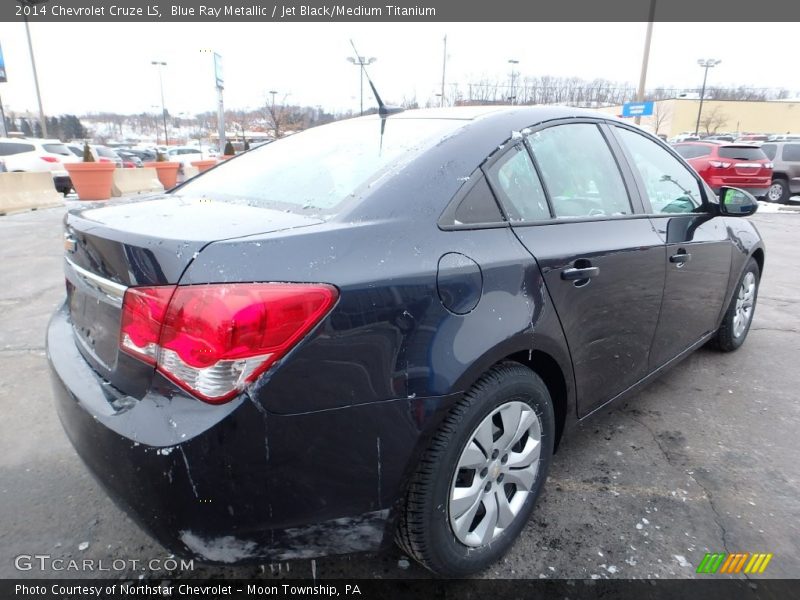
673,140 -> 800,203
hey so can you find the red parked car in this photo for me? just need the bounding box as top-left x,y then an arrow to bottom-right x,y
673,142 -> 773,198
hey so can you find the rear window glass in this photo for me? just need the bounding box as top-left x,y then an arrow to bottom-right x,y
718,146 -> 766,161
95,146 -> 119,158
174,117 -> 463,213
0,142 -> 35,155
782,144 -> 800,162
43,143 -> 71,156
674,145 -> 711,159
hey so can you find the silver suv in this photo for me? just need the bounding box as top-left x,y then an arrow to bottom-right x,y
761,142 -> 800,203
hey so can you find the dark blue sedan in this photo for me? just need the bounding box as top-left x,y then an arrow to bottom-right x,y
48,106 -> 764,576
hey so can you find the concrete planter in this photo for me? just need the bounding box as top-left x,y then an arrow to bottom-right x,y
143,161 -> 181,190
64,162 -> 116,201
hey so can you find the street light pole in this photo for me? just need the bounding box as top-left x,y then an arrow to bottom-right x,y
694,58 -> 721,136
508,59 -> 519,104
440,35 -> 447,107
346,55 -> 377,116
151,60 -> 168,146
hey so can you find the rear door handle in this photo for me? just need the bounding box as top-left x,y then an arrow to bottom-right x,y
561,266 -> 600,281
669,251 -> 692,265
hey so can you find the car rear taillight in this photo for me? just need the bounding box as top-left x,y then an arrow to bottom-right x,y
764,162 -> 773,169
120,283 -> 338,404
708,160 -> 732,168
40,156 -> 60,163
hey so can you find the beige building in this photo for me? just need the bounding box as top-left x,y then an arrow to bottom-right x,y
597,98 -> 800,138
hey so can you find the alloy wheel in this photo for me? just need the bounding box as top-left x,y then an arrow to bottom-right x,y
448,401 -> 541,547
732,271 -> 756,338
767,182 -> 784,202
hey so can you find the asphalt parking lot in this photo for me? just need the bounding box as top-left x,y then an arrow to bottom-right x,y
0,204 -> 798,581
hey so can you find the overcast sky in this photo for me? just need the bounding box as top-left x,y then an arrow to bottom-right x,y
0,22 -> 795,117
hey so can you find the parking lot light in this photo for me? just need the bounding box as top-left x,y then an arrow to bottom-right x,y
695,58 -> 722,136
151,60 -> 169,146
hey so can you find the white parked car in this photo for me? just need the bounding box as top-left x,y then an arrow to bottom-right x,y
165,146 -> 210,167
0,138 -> 78,195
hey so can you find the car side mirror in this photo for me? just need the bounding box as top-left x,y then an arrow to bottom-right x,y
718,187 -> 758,217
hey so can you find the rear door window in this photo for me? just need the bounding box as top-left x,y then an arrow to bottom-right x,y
782,144 -> 800,162
527,123 -> 632,218
485,144 -> 549,222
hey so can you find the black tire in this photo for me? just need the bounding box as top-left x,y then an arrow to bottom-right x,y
767,178 -> 789,204
396,361 -> 554,576
710,257 -> 760,352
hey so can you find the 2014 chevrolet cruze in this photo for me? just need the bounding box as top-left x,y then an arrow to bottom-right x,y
48,106 -> 764,576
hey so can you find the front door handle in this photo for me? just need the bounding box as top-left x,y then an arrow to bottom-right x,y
561,266 -> 600,281
669,251 -> 692,265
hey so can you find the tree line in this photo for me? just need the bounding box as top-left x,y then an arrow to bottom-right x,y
4,114 -> 87,140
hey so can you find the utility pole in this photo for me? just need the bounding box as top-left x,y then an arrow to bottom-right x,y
634,0 -> 656,125
23,16 -> 47,137
440,35 -> 447,107
151,61 -> 168,146
694,59 -> 721,136
508,59 -> 519,104
347,55 -> 377,116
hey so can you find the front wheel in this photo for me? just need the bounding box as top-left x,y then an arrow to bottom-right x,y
710,257 -> 760,352
396,362 -> 554,576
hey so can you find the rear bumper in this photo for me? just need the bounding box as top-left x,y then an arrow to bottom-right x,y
46,303 -> 454,563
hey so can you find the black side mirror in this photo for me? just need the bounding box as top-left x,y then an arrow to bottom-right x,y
718,187 -> 758,217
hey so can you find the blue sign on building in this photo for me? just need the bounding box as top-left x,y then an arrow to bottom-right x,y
622,101 -> 654,117
0,42 -> 6,83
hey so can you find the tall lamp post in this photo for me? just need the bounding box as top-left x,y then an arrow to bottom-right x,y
508,59 -> 519,104
694,58 -> 721,136
346,55 -> 376,116
151,60 -> 168,146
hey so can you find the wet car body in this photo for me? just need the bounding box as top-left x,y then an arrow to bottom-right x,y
48,106 -> 764,566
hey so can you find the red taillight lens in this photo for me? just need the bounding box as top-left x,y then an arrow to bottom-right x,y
120,283 -> 338,403
119,286 -> 175,365
40,156 -> 60,163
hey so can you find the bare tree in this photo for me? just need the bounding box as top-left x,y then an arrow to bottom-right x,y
651,102 -> 672,135
700,105 -> 728,135
265,94 -> 290,139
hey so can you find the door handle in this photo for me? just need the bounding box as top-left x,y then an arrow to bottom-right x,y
669,251 -> 692,265
561,266 -> 600,281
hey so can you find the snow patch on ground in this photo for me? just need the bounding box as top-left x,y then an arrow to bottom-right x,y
179,531 -> 258,563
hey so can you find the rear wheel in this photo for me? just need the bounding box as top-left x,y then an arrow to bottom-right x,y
396,362 -> 554,576
767,178 -> 789,203
710,257 -> 760,352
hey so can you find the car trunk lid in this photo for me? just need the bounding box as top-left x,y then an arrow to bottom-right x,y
63,196 -> 324,396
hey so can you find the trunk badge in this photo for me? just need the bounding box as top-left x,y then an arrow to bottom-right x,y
64,234 -> 77,254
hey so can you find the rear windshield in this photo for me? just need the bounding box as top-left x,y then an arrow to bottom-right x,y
174,117 -> 464,213
95,146 -> 119,158
718,146 -> 766,161
42,143 -> 72,156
